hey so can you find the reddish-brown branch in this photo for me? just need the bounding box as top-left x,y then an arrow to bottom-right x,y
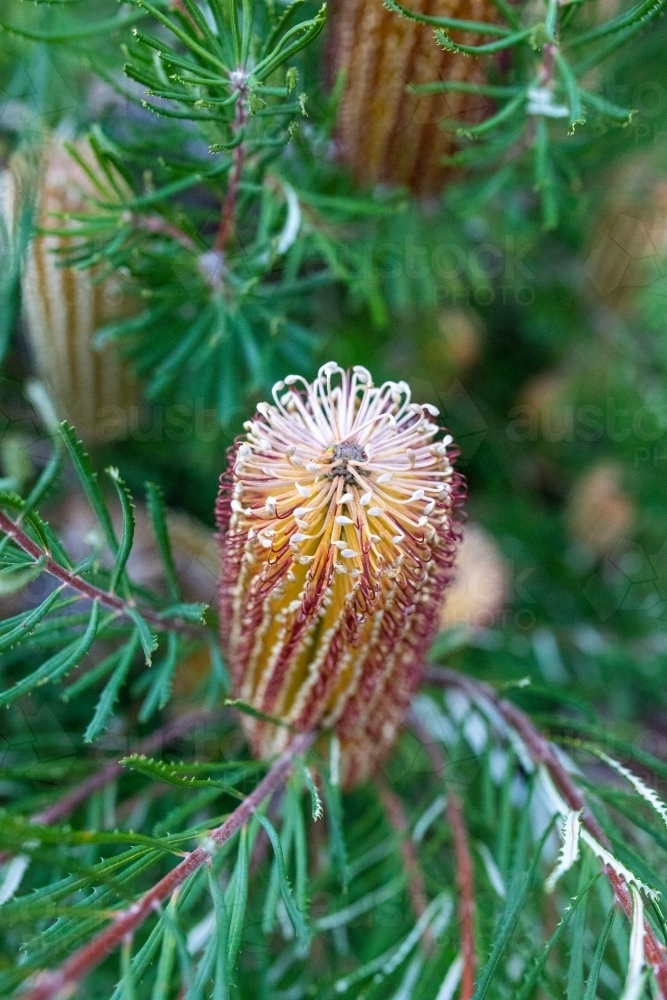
423,667 -> 667,997
446,794 -> 475,1000
379,784 -> 433,948
214,84 -> 248,253
32,709 -> 222,827
405,708 -> 476,996
424,668 -> 606,841
608,867 -> 667,993
133,214 -> 200,254
0,509 -> 203,637
22,731 -> 315,1000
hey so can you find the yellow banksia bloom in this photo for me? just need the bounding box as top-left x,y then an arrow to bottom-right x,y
20,137 -> 140,443
217,363 -> 465,787
327,0 -> 496,193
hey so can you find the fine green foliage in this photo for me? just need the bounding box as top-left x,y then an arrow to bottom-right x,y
0,422 -> 209,730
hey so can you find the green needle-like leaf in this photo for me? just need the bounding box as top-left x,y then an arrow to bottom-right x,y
471,819 -> 557,1000
257,813 -> 311,949
145,483 -> 179,601
383,0 -> 511,34
60,424 -> 117,554
84,630 -> 141,742
226,826 -> 249,973
0,556 -> 46,595
126,607 -> 158,666
0,601 -> 104,706
582,906 -> 615,1000
107,467 -> 135,594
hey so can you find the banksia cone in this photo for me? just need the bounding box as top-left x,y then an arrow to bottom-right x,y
216,362 -> 465,787
21,138 -> 139,443
327,0 -> 494,193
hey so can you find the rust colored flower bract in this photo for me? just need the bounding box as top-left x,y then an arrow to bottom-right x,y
217,363 -> 465,786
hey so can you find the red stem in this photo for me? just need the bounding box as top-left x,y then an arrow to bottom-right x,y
0,509 -> 202,637
424,668 -> 606,841
22,731 -> 315,1000
446,794 -> 475,1000
214,85 -> 248,253
406,708 -> 475,996
379,784 -> 433,947
424,667 -> 667,997
133,214 -> 200,254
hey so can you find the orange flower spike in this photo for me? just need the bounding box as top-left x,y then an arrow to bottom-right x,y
217,363 -> 465,786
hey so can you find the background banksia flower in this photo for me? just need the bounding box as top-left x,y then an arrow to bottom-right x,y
217,362 -> 465,786
566,461 -> 635,558
21,137 -> 139,443
585,159 -> 667,307
327,0 -> 495,192
439,522 -> 507,630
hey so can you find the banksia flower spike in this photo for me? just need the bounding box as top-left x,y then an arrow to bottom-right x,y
327,0 -> 496,193
217,362 -> 465,787
21,137 -> 140,443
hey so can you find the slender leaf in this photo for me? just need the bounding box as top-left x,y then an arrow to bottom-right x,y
582,905 -> 615,1000
321,767 -> 348,889
107,468 -> 135,593
0,601 -> 103,706
0,10 -> 146,41
21,449 -> 62,520
208,866 -> 229,1000
383,0 -> 511,34
126,607 -> 158,665
139,632 -> 180,721
471,819 -> 557,1000
257,814 -> 310,949
85,631 -> 141,742
226,827 -> 248,974
0,556 -> 45,596
60,424 -> 117,553
120,755 -> 245,799
515,874 -> 599,1000
145,483 -> 179,602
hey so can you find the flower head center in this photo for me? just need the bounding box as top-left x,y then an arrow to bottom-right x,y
327,441 -> 368,483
